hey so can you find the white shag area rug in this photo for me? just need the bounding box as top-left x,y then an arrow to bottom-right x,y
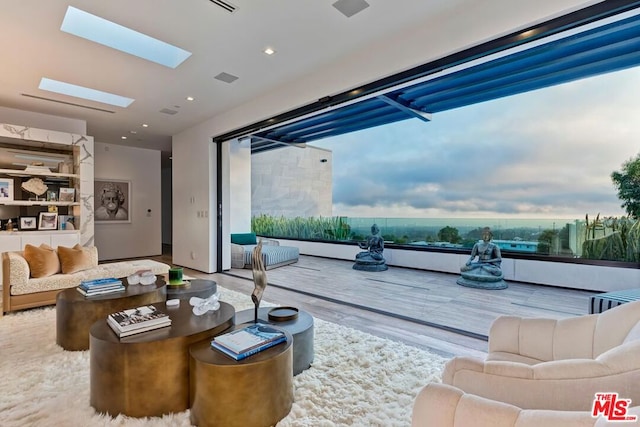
0,286 -> 446,427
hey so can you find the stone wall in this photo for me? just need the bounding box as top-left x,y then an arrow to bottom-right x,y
252,145 -> 332,218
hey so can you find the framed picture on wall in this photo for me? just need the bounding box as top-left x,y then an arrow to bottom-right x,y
38,212 -> 58,230
19,216 -> 38,230
0,178 -> 14,201
95,179 -> 131,223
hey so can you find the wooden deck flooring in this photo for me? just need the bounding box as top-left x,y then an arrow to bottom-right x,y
158,254 -> 597,359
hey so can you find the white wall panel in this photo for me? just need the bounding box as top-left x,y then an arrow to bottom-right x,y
172,129 -> 216,273
94,143 -> 162,261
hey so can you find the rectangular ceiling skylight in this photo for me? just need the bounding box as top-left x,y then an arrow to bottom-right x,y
39,78 -> 134,108
60,6 -> 192,68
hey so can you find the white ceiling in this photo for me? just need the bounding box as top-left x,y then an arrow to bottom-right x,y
0,0 -> 468,156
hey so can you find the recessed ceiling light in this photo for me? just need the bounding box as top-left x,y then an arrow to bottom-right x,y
142,123 -> 149,127
186,96 -> 195,101
264,47 -> 276,55
39,77 -> 134,107
60,6 -> 192,69
129,130 -> 137,134
121,136 -> 127,140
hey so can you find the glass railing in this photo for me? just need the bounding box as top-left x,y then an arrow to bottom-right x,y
251,214 -> 640,263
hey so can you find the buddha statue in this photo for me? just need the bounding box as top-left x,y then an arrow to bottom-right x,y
353,224 -> 388,271
457,227 -> 507,289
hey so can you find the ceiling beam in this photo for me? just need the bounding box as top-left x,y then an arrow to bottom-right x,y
250,136 -> 306,153
378,95 -> 432,122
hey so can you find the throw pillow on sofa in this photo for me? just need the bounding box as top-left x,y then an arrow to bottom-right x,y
24,244 -> 61,278
231,233 -> 257,245
58,244 -> 96,274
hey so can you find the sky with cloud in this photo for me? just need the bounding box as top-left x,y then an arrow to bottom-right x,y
310,67 -> 640,220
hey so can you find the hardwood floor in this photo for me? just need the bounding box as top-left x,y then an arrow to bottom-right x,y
156,252 -> 597,359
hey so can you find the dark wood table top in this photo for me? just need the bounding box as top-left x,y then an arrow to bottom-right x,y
90,300 -> 235,344
56,276 -> 168,351
57,275 -> 166,303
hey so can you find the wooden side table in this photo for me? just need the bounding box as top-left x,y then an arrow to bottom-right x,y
56,277 -> 167,351
89,301 -> 235,417
189,324 -> 294,427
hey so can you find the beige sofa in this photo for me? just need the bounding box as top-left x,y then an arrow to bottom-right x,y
442,300 -> 640,411
2,246 -> 170,315
412,383 -> 640,427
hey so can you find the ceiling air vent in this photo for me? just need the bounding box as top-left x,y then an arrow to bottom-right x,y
159,108 -> 178,115
214,72 -> 239,84
209,0 -> 237,13
21,93 -> 115,113
332,0 -> 369,18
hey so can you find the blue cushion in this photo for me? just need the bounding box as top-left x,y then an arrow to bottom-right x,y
231,233 -> 257,245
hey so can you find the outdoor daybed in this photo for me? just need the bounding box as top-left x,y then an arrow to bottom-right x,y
2,244 -> 170,315
230,233 -> 299,270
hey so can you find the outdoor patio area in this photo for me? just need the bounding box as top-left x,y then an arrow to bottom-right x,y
179,254 -> 598,358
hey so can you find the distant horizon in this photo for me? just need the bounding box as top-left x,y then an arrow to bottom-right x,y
342,216 -> 583,230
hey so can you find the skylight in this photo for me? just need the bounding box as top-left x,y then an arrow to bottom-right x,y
39,78 -> 134,108
60,6 -> 192,68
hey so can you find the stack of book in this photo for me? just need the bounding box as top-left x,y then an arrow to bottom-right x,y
76,278 -> 125,297
107,305 -> 172,338
211,323 -> 287,360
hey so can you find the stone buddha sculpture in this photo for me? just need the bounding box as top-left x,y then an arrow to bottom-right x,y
353,224 -> 388,271
457,227 -> 507,289
356,223 -> 384,260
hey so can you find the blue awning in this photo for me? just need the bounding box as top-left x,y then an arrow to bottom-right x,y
250,9 -> 640,153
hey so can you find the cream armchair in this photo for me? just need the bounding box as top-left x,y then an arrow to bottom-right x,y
442,300 -> 640,411
412,383 -> 640,427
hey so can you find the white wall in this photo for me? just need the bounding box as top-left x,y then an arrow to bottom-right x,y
173,0 -> 597,273
94,143 -> 162,260
172,128 -> 216,273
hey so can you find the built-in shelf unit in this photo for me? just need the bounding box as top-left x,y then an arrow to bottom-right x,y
0,123 -> 95,284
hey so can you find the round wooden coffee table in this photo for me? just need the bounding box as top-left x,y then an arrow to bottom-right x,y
189,323 -> 293,427
56,277 -> 167,351
89,300 -> 234,418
